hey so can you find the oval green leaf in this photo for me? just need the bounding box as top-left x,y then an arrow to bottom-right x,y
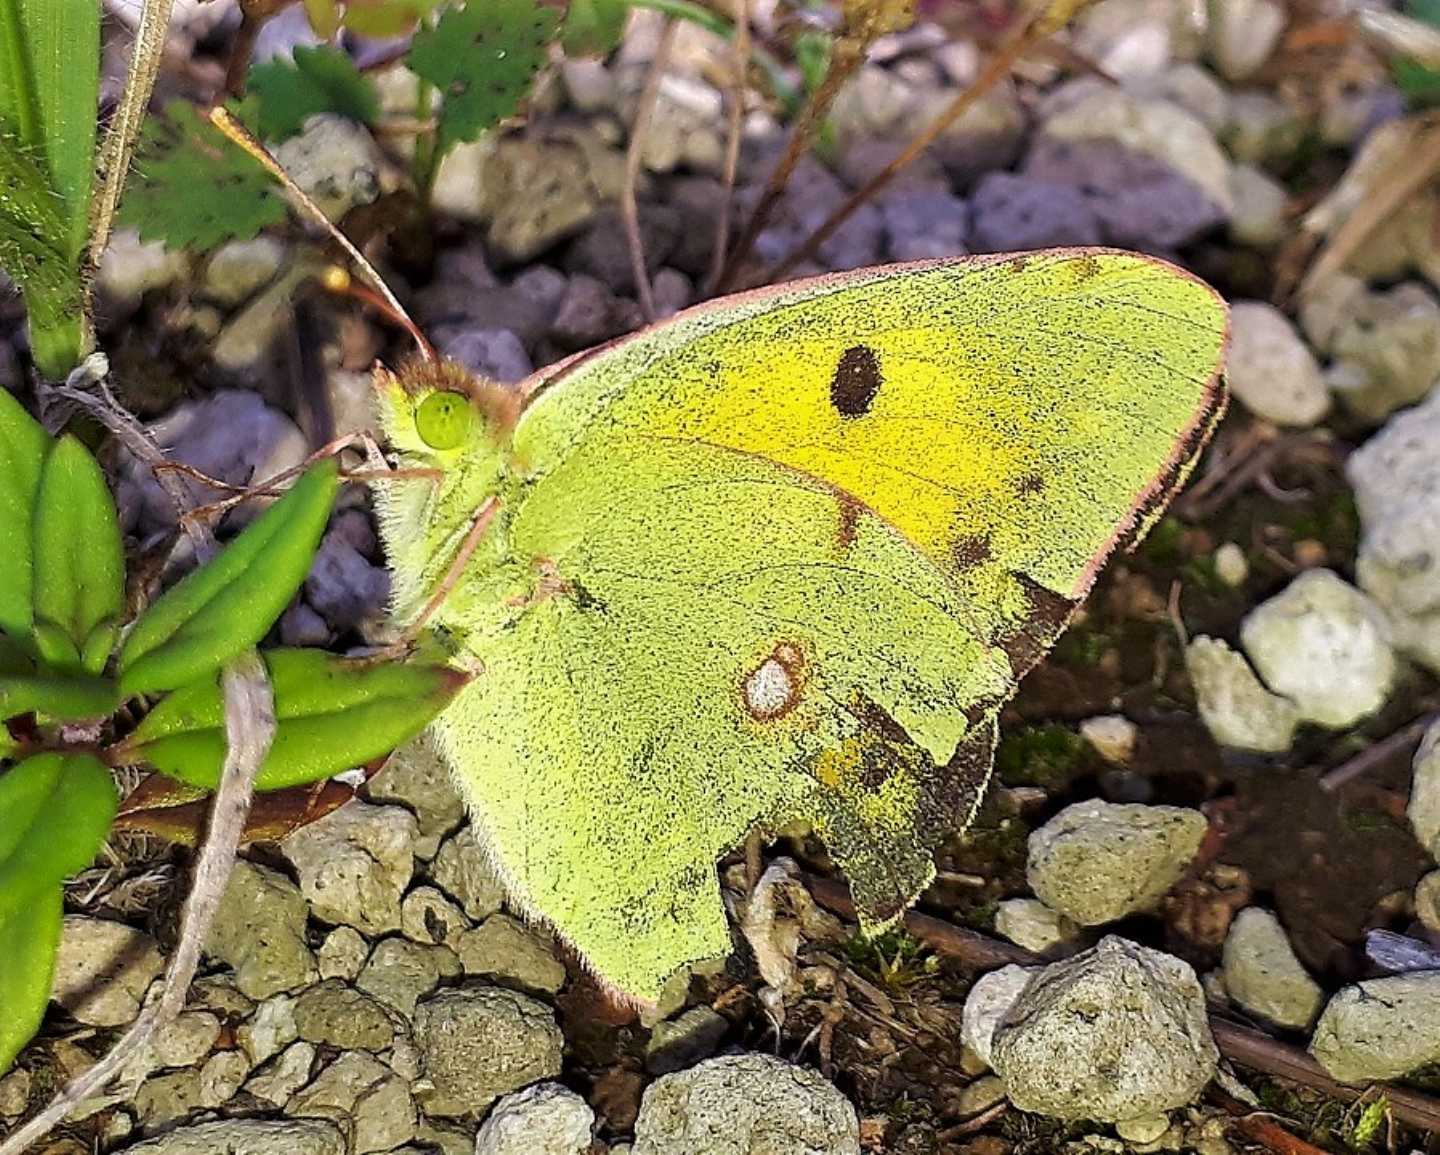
0,885 -> 62,1073
31,435 -> 124,673
118,459 -> 339,696
0,673 -> 119,722
119,648 -> 467,791
0,753 -> 117,932
0,388 -> 52,640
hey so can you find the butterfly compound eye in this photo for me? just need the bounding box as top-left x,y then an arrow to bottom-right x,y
416,391 -> 476,450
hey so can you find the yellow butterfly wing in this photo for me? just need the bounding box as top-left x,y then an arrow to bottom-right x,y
378,248 -> 1228,1002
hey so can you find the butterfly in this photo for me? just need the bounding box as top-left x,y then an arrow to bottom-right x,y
371,248 -> 1229,1003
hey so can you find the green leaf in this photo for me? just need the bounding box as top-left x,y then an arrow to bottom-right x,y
0,884 -> 61,1072
249,44 -> 379,141
563,0 -> 629,55
1409,0 -> 1440,28
1394,57 -> 1440,106
0,0 -> 99,256
0,672 -> 118,722
118,99 -> 288,252
119,648 -> 466,791
31,435 -> 123,674
0,386 -> 51,641
409,0 -> 560,161
302,0 -> 445,37
118,460 -> 339,696
0,752 -> 117,932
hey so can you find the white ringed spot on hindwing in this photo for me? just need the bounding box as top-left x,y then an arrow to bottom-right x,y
742,642 -> 806,721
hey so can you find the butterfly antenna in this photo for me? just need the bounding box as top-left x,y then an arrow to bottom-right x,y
208,106 -> 436,363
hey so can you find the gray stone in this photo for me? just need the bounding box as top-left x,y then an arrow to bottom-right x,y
992,937 -> 1217,1121
199,1050 -> 249,1107
1027,801 -> 1208,925
1214,543 -> 1249,588
283,800 -> 418,934
51,916 -> 164,1026
1228,163 -> 1288,247
1416,870 -> 1440,932
134,1069 -> 205,1130
1328,283 -> 1440,423
1220,908 -> 1322,1029
969,173 -> 1100,253
237,990 -> 296,1059
117,1119 -> 345,1155
1133,63 -> 1230,131
483,130 -> 625,264
1225,302 -> 1329,426
357,937 -> 441,1017
272,115 -> 381,219
414,1121 -> 476,1155
651,268 -> 692,319
212,268 -> 311,373
134,1011 -> 222,1072
280,603 -> 331,648
208,862 -> 318,999
960,965 -> 1036,1069
293,981 -> 397,1051
287,1050 -> 418,1154
646,1006 -> 729,1074
1409,720 -> 1440,858
455,914 -> 566,995
1223,90 -> 1307,168
474,1082 -> 595,1155
0,1068 -> 31,1117
1038,82 -> 1231,213
1208,0 -> 1286,81
430,138 -> 497,223
1185,636 -> 1300,753
550,273 -> 625,350
1115,1113 -> 1171,1144
96,229 -> 188,311
1348,390 -> 1440,674
304,536 -> 390,633
244,1040 -> 317,1106
367,732 -> 466,847
1310,973 -> 1440,1083
1240,569 -> 1396,729
1072,0 -> 1185,79
412,985 -> 563,1117
994,899 -> 1081,954
119,391 -> 308,540
203,237 -> 286,305
879,188 -> 969,262
401,886 -> 471,945
430,826 -> 506,920
956,1074 -> 1007,1118
441,329 -> 534,384
632,1054 -> 860,1155
317,926 -> 369,981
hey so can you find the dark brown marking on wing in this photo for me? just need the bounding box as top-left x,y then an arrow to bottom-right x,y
836,495 -> 861,551
1017,473 -> 1046,495
996,572 -> 1080,679
830,344 -> 883,418
952,532 -> 993,570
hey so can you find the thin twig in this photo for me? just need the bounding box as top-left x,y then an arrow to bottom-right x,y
45,354 -> 214,558
804,875 -> 1440,1134
716,15 -> 873,291
1210,1088 -> 1332,1155
0,654 -> 275,1155
768,0 -> 1093,283
623,19 -> 679,322
1318,713 -> 1437,793
88,0 -> 176,275
708,0 -> 750,295
1301,114 -> 1440,296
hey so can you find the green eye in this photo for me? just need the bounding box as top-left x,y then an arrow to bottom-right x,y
416,391 -> 476,450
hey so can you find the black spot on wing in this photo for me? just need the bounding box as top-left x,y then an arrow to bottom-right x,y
830,345 -> 883,418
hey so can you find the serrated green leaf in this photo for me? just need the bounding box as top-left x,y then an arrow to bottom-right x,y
0,672 -> 118,721
118,460 -> 339,696
0,752 -> 117,932
563,0 -> 629,55
410,0 -> 560,161
0,386 -> 51,641
32,435 -> 123,674
249,44 -> 379,141
118,99 -> 287,252
0,884 -> 61,1072
120,647 -> 466,791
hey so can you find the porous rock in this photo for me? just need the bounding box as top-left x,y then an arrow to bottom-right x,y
1220,908 -> 1322,1029
1310,973 -> 1440,1083
474,1081 -> 595,1155
991,937 -> 1218,1121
